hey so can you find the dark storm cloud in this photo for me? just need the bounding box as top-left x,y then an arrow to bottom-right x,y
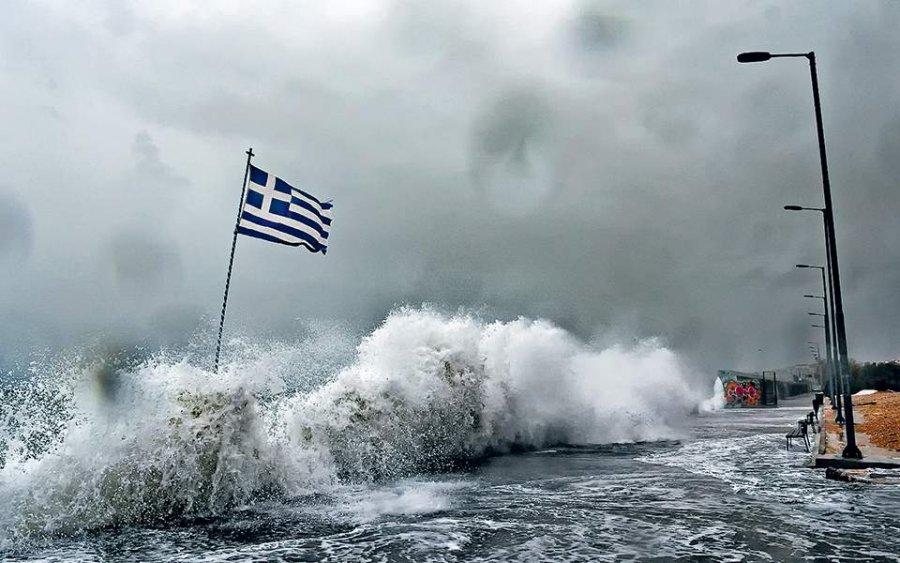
470,85 -> 558,216
1,0 -> 899,376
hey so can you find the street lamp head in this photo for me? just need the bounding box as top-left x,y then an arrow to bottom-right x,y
796,264 -> 810,269
737,51 -> 772,63
784,204 -> 826,212
804,294 -> 817,298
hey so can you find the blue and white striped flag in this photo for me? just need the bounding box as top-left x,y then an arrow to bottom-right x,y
237,165 -> 333,254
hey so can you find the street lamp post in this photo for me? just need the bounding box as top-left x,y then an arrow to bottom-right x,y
807,340 -> 821,391
738,50 -> 862,458
810,336 -> 825,385
807,340 -> 820,355
809,313 -> 836,399
807,341 -> 820,364
800,267 -> 844,423
787,206 -> 844,422
805,292 -> 843,422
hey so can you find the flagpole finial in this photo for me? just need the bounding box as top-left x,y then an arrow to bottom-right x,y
246,147 -> 255,158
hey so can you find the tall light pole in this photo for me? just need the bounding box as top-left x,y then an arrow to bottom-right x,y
807,341 -> 820,362
800,266 -> 844,423
809,312 -> 837,402
788,205 -> 844,421
810,330 -> 827,387
805,292 -> 843,421
807,340 -> 821,390
738,50 -> 861,458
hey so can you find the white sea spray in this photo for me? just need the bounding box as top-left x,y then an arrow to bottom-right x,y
0,308 -> 704,542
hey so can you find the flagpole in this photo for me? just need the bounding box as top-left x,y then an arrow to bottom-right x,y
215,147 -> 254,373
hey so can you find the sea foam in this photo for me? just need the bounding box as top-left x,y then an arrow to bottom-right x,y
0,307 -> 702,540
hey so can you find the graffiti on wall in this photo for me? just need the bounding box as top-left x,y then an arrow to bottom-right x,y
723,379 -> 760,407
717,370 -> 763,408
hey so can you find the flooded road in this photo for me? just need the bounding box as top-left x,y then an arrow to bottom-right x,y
7,399 -> 900,562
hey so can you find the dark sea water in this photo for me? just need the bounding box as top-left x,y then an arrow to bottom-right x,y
5,400 -> 899,562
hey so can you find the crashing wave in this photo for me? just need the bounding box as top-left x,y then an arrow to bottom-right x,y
0,308 -> 701,539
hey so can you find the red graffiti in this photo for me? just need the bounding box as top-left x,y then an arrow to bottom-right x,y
724,380 -> 760,407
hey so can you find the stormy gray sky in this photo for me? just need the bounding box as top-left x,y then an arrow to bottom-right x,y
1,0 -> 899,374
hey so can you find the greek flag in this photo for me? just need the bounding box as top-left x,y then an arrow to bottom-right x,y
237,165 -> 332,254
